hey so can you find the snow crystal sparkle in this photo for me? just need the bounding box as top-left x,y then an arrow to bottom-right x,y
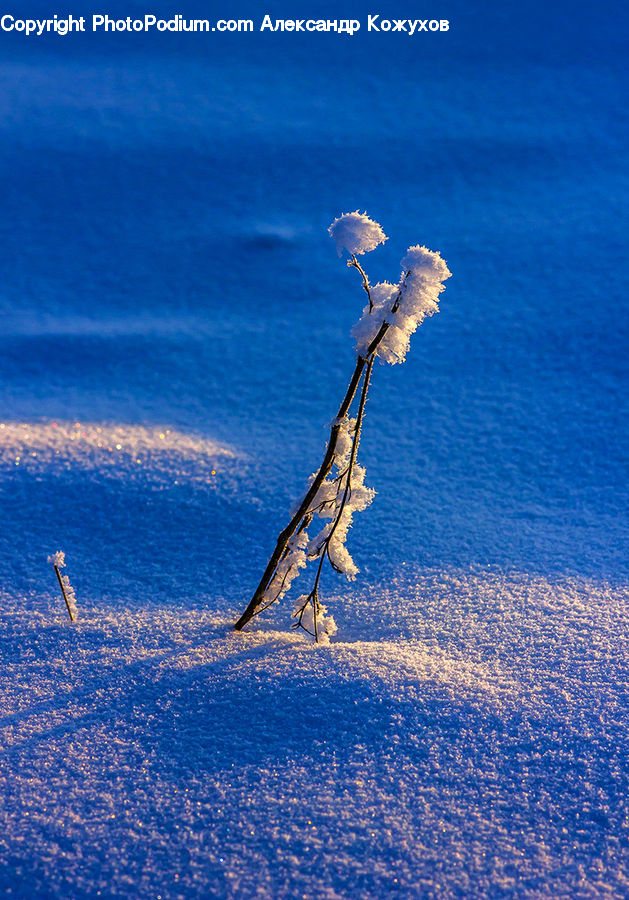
234,213 -> 451,641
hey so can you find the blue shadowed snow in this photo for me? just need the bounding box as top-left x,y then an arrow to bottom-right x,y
0,1 -> 627,897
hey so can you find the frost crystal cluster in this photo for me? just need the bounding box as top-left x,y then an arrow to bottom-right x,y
47,550 -> 66,569
235,213 -> 451,641
352,245 -> 451,364
328,211 -> 387,257
48,550 -> 78,621
302,417 -> 375,579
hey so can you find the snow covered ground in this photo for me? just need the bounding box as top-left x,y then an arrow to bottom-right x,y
0,0 -> 627,896
1,574 -> 627,897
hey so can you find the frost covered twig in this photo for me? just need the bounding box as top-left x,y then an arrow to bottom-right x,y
234,211 -> 451,640
48,551 -> 78,622
291,353 -> 374,641
233,360 -> 370,632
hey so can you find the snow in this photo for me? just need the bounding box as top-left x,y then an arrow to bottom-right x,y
0,0 -> 627,895
1,572 -> 627,897
350,242 -> 451,364
0,421 -> 239,487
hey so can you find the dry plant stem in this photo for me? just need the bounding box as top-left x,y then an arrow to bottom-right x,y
234,273 -> 402,632
54,565 -> 74,622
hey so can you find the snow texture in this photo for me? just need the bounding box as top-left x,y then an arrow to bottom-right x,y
1,574 -> 627,897
328,211 -> 387,257
0,421 -> 239,488
0,2 -> 627,895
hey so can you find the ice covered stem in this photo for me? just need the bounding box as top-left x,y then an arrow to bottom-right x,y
291,354 -> 374,640
235,298 -> 386,633
54,566 -> 74,622
48,551 -> 78,622
234,352 -> 372,632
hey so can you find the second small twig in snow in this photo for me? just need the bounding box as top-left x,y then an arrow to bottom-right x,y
48,551 -> 78,622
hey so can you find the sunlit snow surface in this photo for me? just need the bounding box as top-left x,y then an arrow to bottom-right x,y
0,0 -> 628,896
0,420 -> 239,484
1,575 -> 627,898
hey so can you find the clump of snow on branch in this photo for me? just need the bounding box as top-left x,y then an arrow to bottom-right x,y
328,211 -> 387,257
48,550 -> 78,621
351,281 -> 399,356
352,245 -> 452,364
61,577 -> 78,621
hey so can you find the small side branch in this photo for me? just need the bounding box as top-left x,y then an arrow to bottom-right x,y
348,254 -> 374,312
